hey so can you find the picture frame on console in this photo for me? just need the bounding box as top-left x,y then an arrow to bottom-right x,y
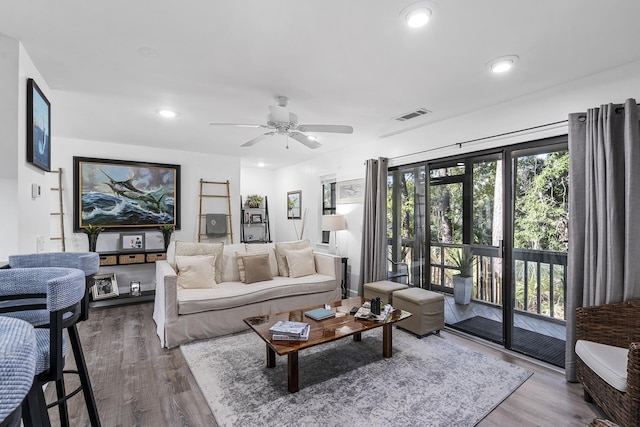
287,190 -> 301,219
26,78 -> 51,172
91,273 -> 119,300
73,157 -> 181,231
119,232 -> 145,252
250,214 -> 262,224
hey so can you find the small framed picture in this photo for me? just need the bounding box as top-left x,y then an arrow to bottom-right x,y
287,190 -> 301,219
244,211 -> 251,224
119,232 -> 145,251
251,214 -> 262,224
91,273 -> 119,300
130,281 -> 141,297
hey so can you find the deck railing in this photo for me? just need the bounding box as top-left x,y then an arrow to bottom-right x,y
421,243 -> 567,321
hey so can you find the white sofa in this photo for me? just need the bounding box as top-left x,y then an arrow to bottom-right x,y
153,241 -> 343,348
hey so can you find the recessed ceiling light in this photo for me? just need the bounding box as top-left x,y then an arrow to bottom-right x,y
401,2 -> 438,28
488,55 -> 520,73
257,162 -> 265,168
157,109 -> 177,118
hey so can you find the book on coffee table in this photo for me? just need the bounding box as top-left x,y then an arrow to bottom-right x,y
304,307 -> 335,321
268,320 -> 309,337
272,324 -> 310,341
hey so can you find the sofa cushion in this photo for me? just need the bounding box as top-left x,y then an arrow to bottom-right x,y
575,339 -> 628,392
275,240 -> 310,277
243,253 -> 273,284
221,244 -> 247,283
286,247 -> 316,278
177,274 -> 336,314
175,255 -> 217,289
237,251 -> 269,282
174,241 -> 224,283
246,243 -> 279,277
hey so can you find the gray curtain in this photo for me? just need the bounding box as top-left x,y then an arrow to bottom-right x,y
359,157 -> 388,295
565,98 -> 640,381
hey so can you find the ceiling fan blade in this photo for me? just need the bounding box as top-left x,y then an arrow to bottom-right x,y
289,132 -> 322,149
240,132 -> 275,147
297,124 -> 353,134
209,122 -> 267,128
268,105 -> 290,123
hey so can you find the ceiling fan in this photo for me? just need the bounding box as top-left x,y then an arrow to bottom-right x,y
209,96 -> 353,149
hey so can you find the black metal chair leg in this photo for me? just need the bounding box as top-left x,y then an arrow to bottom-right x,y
22,381 -> 51,427
55,377 -> 70,427
68,325 -> 101,427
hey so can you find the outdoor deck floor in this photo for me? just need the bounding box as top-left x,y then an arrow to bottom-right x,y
443,294 -> 566,341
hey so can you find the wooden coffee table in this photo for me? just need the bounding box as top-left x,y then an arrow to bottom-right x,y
243,296 -> 412,393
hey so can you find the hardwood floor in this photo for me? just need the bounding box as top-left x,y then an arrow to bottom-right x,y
45,302 -> 602,427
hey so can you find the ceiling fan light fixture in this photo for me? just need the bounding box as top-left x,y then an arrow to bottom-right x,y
401,2 -> 437,28
488,55 -> 520,73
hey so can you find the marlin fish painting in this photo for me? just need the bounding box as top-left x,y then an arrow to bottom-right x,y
74,157 -> 181,231
100,169 -> 167,213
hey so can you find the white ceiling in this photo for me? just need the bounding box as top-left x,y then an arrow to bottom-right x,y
2,0 -> 640,169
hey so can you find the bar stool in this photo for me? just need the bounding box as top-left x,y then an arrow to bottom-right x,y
8,252 -> 100,321
0,267 -> 100,427
0,317 -> 37,427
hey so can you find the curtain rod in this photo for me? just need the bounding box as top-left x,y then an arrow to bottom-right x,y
390,119 -> 569,161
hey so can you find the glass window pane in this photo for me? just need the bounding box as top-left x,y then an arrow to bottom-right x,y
429,182 -> 462,244
472,160 -> 500,246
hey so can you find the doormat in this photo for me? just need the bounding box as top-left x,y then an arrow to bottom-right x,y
451,316 -> 565,367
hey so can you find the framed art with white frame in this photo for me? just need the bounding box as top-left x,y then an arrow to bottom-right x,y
336,179 -> 365,204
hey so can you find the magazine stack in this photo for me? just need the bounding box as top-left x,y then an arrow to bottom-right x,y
268,320 -> 310,341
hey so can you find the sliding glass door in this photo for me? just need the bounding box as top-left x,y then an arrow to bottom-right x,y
389,136 -> 568,366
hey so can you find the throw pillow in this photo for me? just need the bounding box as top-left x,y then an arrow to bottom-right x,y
175,255 -> 217,289
236,251 -> 269,283
174,241 -> 224,283
242,253 -> 274,284
285,247 -> 316,278
274,239 -> 311,277
246,243 -> 279,277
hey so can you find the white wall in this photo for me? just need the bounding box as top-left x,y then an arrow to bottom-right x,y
14,43 -> 52,256
269,60 -> 640,295
52,137 -> 242,253
0,35 -> 19,260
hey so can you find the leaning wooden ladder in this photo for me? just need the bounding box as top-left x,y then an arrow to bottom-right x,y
197,179 -> 233,243
49,167 -> 66,251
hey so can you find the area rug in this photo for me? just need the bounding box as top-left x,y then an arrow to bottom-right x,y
181,329 -> 532,427
451,316 -> 565,368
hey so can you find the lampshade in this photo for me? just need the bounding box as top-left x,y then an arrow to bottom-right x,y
322,215 -> 346,231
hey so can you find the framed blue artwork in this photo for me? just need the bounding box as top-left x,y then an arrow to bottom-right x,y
27,78 -> 51,172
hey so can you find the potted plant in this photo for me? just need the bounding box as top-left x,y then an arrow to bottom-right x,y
246,194 -> 263,209
451,245 -> 475,305
82,224 -> 105,252
159,224 -> 175,251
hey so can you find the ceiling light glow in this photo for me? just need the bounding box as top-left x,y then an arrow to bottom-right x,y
257,162 -> 265,168
401,2 -> 437,29
158,109 -> 177,118
406,8 -> 430,27
488,55 -> 520,74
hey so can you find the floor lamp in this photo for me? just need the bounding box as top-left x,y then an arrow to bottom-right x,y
322,214 -> 346,255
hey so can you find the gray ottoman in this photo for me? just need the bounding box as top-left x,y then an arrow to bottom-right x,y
393,288 -> 444,337
363,280 -> 409,305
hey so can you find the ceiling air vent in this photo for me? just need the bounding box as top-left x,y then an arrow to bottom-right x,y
395,108 -> 431,122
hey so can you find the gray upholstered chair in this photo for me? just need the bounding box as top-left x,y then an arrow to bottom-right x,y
0,267 -> 100,427
0,317 -> 37,427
